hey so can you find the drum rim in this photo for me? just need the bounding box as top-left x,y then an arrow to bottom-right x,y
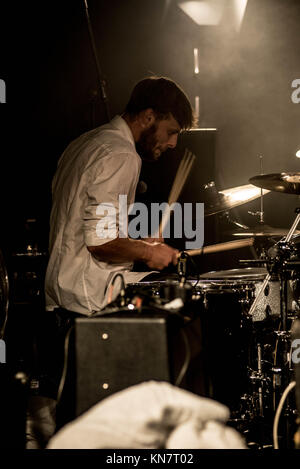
199,267 -> 268,281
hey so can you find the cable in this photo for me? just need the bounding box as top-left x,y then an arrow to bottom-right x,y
56,325 -> 74,406
273,380 -> 296,449
112,272 -> 126,289
106,272 -> 126,305
175,328 -> 191,386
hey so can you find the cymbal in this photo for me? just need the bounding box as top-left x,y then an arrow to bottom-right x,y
229,223 -> 300,237
205,183 -> 270,216
249,173 -> 300,195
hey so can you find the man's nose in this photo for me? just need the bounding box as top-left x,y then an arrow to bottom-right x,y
167,134 -> 178,148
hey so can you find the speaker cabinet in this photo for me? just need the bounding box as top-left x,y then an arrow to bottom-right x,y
73,312 -> 195,417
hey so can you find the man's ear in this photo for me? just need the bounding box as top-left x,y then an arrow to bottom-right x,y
139,108 -> 155,129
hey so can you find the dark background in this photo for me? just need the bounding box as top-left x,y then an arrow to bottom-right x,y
0,0 -> 300,256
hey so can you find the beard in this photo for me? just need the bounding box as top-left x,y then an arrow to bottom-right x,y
135,123 -> 160,162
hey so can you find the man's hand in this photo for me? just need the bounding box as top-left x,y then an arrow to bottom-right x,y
144,242 -> 179,270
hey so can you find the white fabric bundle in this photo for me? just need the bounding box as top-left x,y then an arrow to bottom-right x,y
47,380 -> 246,449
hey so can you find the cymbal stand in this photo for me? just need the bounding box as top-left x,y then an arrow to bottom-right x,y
259,156 -> 264,224
248,156 -> 265,225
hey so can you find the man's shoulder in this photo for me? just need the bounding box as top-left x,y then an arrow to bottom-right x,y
83,115 -> 136,155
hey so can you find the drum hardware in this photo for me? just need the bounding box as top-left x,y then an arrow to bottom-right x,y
220,210 -> 249,231
239,209 -> 300,327
245,338 -> 275,420
274,330 -> 291,340
176,251 -> 199,288
256,343 -> 264,417
247,273 -> 272,320
272,367 -> 283,389
237,284 -> 256,317
248,368 -> 271,417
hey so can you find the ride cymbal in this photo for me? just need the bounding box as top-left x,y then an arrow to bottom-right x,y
249,173 -> 300,195
228,224 -> 300,237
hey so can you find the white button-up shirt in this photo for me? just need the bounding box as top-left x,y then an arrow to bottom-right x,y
45,116 -> 151,315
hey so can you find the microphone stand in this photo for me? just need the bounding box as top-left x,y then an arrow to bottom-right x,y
83,0 -> 111,123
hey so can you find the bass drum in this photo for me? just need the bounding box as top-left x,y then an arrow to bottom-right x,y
194,273 -> 256,412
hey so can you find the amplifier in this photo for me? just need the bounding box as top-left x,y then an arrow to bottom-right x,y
71,311 -> 203,418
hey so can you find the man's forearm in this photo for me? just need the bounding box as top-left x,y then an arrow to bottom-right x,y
87,238 -> 152,264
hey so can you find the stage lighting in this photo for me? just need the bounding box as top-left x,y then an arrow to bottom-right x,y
178,0 -> 248,31
178,0 -> 225,26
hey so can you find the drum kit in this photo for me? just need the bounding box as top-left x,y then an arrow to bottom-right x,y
123,172 -> 300,449
1,172 -> 300,448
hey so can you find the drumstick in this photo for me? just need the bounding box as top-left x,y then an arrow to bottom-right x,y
157,149 -> 196,237
168,149 -> 194,204
178,237 -> 255,257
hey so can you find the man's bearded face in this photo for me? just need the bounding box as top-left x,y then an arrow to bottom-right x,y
135,122 -> 160,162
136,114 -> 180,162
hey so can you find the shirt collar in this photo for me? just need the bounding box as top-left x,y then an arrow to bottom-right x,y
110,115 -> 136,148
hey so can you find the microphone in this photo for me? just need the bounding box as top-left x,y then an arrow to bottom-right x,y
137,180 -> 147,194
177,251 -> 188,285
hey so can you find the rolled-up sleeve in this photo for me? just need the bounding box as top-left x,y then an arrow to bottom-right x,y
83,151 -> 140,247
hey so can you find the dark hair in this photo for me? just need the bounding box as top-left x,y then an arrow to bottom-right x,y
125,76 -> 195,130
